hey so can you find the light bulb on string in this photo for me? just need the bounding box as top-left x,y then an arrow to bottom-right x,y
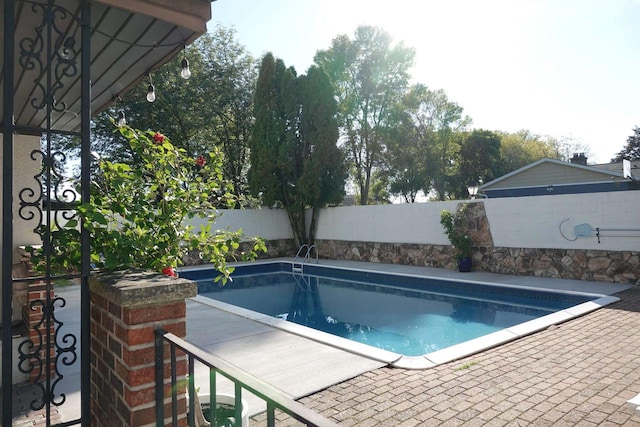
180,45 -> 191,79
181,57 -> 191,79
117,110 -> 126,127
146,74 -> 156,103
113,96 -> 127,126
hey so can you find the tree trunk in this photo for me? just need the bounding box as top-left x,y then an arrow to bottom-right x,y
308,207 -> 318,246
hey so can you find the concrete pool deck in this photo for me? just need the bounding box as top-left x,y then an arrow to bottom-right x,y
187,258 -> 629,370
10,260 -> 640,425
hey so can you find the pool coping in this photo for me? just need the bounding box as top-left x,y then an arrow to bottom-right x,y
182,259 -> 627,370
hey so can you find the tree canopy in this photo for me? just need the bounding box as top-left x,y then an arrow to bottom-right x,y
452,129 -> 503,198
54,26 -> 257,198
383,84 -> 470,201
46,23 -> 603,210
314,25 -> 415,205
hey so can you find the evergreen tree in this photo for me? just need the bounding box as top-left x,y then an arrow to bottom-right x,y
249,54 -> 346,246
612,127 -> 640,161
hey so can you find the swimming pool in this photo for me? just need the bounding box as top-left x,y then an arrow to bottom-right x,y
182,261 -> 619,368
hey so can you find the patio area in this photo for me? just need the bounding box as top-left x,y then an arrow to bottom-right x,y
9,262 -> 640,426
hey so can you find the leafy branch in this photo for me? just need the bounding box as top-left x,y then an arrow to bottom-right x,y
30,124 -> 265,282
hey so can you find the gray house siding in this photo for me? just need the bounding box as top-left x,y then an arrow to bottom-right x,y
480,158 -> 635,198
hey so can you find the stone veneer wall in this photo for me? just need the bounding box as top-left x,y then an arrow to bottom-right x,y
183,203 -> 640,285
183,239 -> 297,266
237,239 -> 297,261
89,271 -> 196,427
315,240 -> 640,284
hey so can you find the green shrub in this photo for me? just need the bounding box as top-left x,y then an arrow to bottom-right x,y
29,125 -> 265,282
440,205 -> 473,260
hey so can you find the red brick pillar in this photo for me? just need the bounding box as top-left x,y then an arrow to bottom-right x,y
89,271 -> 196,427
22,281 -> 56,383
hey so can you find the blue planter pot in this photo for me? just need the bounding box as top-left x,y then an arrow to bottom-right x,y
458,257 -> 472,272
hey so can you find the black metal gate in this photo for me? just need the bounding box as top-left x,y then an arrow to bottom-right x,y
2,0 -> 91,425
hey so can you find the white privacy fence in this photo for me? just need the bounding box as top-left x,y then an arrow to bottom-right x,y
13,190 -> 638,257
204,191 -> 640,252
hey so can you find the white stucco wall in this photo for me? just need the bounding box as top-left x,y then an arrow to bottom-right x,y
314,202 -> 459,245
209,191 -> 640,252
0,133 -> 42,263
188,208 -> 293,241
483,191 -> 640,251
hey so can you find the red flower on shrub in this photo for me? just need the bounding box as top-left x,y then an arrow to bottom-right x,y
153,132 -> 165,144
195,155 -> 206,167
162,266 -> 177,277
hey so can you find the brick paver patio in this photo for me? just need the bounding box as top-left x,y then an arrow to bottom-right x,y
255,287 -> 640,426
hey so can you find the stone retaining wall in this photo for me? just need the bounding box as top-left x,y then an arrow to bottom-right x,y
315,239 -> 640,285
183,239 -> 297,266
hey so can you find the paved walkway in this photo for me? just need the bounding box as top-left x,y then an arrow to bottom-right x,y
257,286 -> 640,426
9,383 -> 63,427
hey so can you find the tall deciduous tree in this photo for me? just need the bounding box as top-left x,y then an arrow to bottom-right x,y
545,135 -> 591,163
249,54 -> 345,247
498,130 -> 556,172
424,90 -> 470,201
612,127 -> 640,161
384,84 -> 429,203
499,130 -> 591,172
314,26 -> 415,205
384,84 -> 470,201
453,129 -> 504,198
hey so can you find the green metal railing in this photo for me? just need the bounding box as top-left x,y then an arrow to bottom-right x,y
155,329 -> 339,427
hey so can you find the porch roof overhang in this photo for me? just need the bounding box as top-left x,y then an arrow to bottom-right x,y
1,0 -> 214,134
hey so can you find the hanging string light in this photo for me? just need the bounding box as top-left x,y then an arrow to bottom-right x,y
114,96 -> 126,126
140,42 -> 193,102
180,45 -> 191,80
117,110 -> 127,127
146,74 -> 156,103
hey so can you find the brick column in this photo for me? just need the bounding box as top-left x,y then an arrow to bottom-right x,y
89,271 -> 196,427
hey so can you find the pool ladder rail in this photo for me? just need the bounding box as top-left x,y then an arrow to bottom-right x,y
293,244 -> 318,275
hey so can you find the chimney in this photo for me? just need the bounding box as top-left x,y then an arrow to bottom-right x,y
570,153 -> 587,166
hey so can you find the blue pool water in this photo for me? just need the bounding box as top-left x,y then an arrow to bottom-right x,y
182,263 -> 595,357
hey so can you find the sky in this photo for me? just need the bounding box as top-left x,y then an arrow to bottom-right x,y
209,0 -> 640,164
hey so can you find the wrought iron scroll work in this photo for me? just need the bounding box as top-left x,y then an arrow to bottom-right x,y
15,0 -> 82,414
17,296 -> 76,410
20,1 -> 81,115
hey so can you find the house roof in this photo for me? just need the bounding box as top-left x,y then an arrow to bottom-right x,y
1,0 -> 214,133
480,158 -> 627,191
591,159 -> 640,174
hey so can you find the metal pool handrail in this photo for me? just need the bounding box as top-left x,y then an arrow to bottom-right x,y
155,328 -> 338,427
294,244 -> 318,267
293,244 -> 309,264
